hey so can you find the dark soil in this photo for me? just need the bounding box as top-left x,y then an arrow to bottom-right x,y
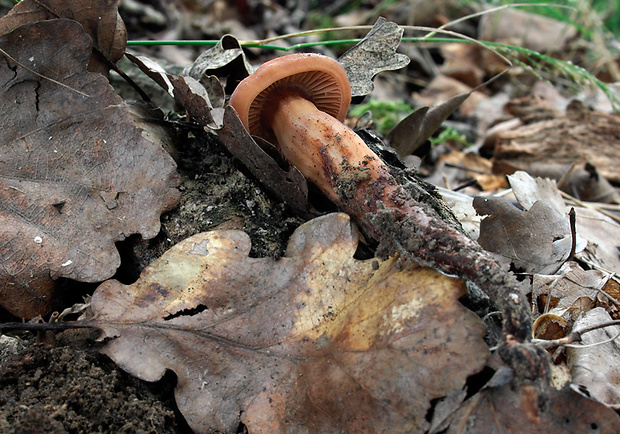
0,330 -> 182,433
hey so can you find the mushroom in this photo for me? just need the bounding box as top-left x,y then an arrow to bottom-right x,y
229,53 -> 531,344
229,52 -> 397,210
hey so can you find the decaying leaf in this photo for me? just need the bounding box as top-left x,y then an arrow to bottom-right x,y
438,43 -> 486,88
0,0 -> 126,75
479,8 -> 577,53
387,106 -> 430,156
0,20 -> 180,318
218,106 -> 312,216
124,53 -> 175,97
531,260 -> 620,345
508,171 -> 619,273
388,85 -> 477,157
427,150 -> 506,194
533,262 -> 608,319
126,52 -> 226,128
507,171 -> 568,215
474,197 -> 571,275
562,163 -> 620,204
184,34 -> 253,94
444,379 -> 620,432
435,186 -> 481,240
91,213 -> 488,433
573,207 -> 620,273
567,307 -> 620,409
339,17 -> 410,97
493,104 -> 620,184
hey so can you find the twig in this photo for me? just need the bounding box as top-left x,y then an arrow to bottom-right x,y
560,190 -> 620,224
534,319 -> 620,349
568,207 -> 577,260
0,321 -> 92,332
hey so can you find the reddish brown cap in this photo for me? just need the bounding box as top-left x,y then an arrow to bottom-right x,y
229,53 -> 351,141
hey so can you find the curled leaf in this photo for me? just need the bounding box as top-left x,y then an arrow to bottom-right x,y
567,307 -> 620,409
388,92 -> 472,157
184,34 -> 253,94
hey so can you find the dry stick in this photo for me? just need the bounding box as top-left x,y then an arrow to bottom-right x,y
567,207 -> 577,260
560,190 -> 620,224
329,166 -> 533,343
534,319 -> 620,350
0,321 -> 91,332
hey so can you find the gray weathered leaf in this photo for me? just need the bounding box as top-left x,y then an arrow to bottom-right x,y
127,53 -> 224,128
474,197 -> 571,274
184,34 -> 253,94
339,17 -> 410,97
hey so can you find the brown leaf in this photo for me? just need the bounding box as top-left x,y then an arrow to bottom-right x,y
126,53 -> 226,128
507,171 -> 568,215
562,163 -> 620,204
388,86 -> 478,157
0,20 -> 180,318
493,106 -> 620,184
439,43 -> 485,88
567,307 -> 620,408
509,169 -> 620,272
0,0 -> 126,75
532,262 -> 604,320
444,381 -> 620,432
339,17 -> 410,97
91,213 -> 488,433
573,207 -> 620,273
218,106 -> 313,217
479,9 -> 577,53
474,197 -> 571,275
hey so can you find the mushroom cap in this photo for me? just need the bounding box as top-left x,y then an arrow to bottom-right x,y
229,53 -> 351,141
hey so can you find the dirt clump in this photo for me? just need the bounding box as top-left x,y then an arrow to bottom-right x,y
0,329 -> 185,433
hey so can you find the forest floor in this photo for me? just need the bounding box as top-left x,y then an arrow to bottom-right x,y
1,1 -> 620,433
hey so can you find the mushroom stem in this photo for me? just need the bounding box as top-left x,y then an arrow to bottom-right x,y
270,94 -> 405,213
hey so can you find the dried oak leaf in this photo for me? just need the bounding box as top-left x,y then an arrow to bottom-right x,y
125,52 -> 225,129
0,0 -> 126,75
183,34 -> 253,95
0,20 -> 180,318
91,213 -> 488,433
339,17 -> 410,97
